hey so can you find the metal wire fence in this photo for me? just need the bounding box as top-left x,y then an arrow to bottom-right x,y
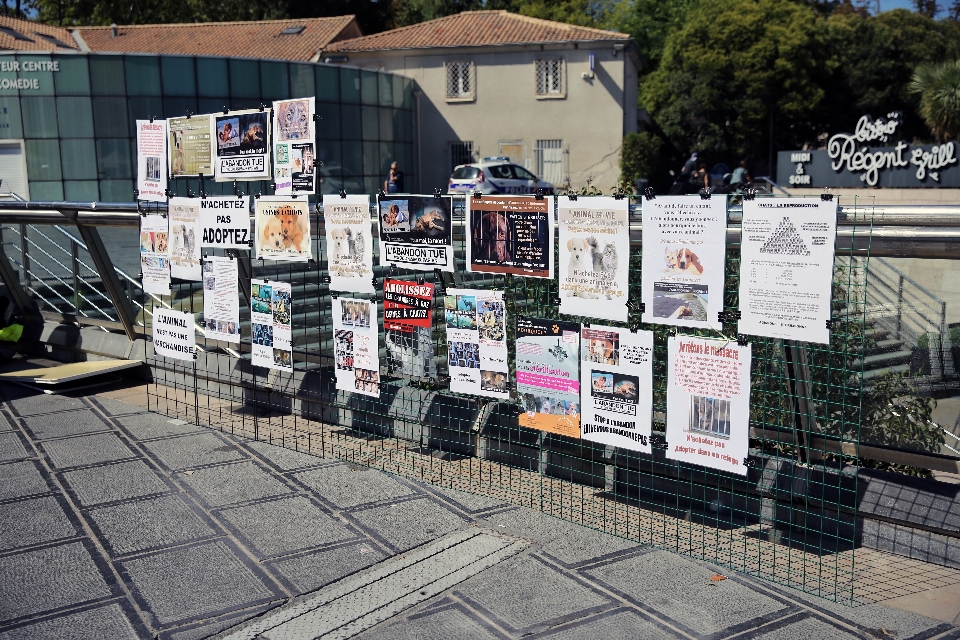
143,193 -> 870,604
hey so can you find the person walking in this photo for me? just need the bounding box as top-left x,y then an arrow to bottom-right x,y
384,161 -> 405,194
692,162 -> 710,193
731,159 -> 752,187
669,152 -> 698,194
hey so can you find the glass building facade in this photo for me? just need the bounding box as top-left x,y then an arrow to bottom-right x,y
0,52 -> 415,201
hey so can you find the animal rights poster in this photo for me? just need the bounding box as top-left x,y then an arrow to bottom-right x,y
516,316 -> 581,438
251,279 -> 293,372
466,195 -> 554,278
378,195 -> 454,272
383,279 -> 436,379
152,307 -> 195,361
202,256 -> 240,344
168,198 -> 201,281
580,326 -> 653,453
737,199 -> 838,344
444,289 -> 509,399
136,119 -> 167,202
333,297 -> 380,397
558,196 -> 630,322
214,109 -> 271,182
139,214 -> 170,295
168,114 -> 213,177
273,97 -> 316,196
666,336 -> 751,476
641,195 -> 726,330
200,196 -> 251,250
255,197 -> 312,262
323,194 -> 374,294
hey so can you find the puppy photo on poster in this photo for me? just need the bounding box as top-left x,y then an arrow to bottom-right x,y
255,196 -> 312,262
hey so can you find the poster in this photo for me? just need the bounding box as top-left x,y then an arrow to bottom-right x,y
516,316 -> 581,438
273,97 -> 316,195
214,109 -> 271,182
255,196 -> 312,262
383,278 -> 436,378
202,256 -> 240,344
323,195 -> 374,294
251,279 -> 293,372
152,307 -> 195,361
558,196 -> 630,322
641,195 -> 726,330
139,215 -> 170,295
444,288 -> 509,399
580,326 -> 653,453
199,196 -> 251,250
737,199 -> 838,344
168,198 -> 201,281
466,195 -> 554,278
136,119 -> 167,202
666,336 -> 751,476
378,195 -> 454,272
333,297 -> 380,397
167,114 -> 213,177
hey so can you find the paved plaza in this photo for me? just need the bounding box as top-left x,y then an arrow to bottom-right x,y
0,382 -> 958,639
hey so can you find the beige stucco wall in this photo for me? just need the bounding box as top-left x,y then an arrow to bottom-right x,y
343,43 -> 639,192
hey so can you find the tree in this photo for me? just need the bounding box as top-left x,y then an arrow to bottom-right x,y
620,131 -> 662,186
910,59 -> 960,141
613,0 -> 698,71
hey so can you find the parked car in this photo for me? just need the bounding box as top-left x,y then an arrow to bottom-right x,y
448,158 -> 554,195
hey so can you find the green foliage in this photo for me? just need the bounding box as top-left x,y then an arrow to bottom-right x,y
611,0 -> 698,70
620,131 -> 662,185
910,59 -> 960,141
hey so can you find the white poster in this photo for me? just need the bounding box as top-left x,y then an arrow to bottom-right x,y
139,215 -> 170,295
333,297 -> 380,397
444,289 -> 509,399
152,307 -> 196,361
202,256 -> 240,344
255,197 -> 312,262
558,196 -> 630,322
168,114 -> 213,178
323,194 -> 374,294
136,119 -> 167,202
251,279 -> 293,371
580,326 -> 653,453
378,195 -> 454,272
168,198 -> 201,281
641,195 -> 726,330
214,109 -> 271,182
199,196 -> 251,249
273,97 -> 316,196
666,336 -> 751,476
737,199 -> 838,344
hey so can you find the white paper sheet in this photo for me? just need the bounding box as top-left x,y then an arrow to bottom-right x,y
324,194 -> 374,294
202,256 -> 240,344
444,288 -> 509,399
333,297 -> 380,397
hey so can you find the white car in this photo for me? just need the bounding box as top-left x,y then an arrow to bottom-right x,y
448,158 -> 555,195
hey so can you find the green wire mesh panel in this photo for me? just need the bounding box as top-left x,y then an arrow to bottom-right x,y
144,193 -> 870,604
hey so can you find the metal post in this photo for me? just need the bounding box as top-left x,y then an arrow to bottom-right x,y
783,340 -> 818,465
70,240 -> 79,313
896,274 -> 904,341
18,223 -> 28,287
0,231 -> 35,319
74,221 -> 138,340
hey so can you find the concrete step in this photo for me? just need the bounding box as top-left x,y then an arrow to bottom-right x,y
862,363 -> 911,381
858,350 -> 913,370
866,338 -> 905,355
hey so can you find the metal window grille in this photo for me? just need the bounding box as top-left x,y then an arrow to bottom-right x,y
450,142 -> 474,172
536,59 -> 564,95
446,62 -> 473,99
535,139 -> 564,184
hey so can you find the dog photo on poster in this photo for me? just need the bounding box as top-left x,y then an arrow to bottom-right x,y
580,326 -> 653,453
140,214 -> 170,295
516,316 -> 581,438
558,196 -> 630,322
466,195 -> 554,278
324,194 -> 374,294
168,114 -> 213,177
444,288 -> 509,399
251,279 -> 293,372
666,336 -> 751,476
214,109 -> 271,182
383,279 -> 436,379
333,297 -> 380,397
255,197 -> 311,262
641,195 -> 726,330
378,195 -> 454,272
168,198 -> 201,281
273,97 -> 316,195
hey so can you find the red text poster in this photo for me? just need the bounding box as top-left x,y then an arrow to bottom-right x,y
383,278 -> 436,378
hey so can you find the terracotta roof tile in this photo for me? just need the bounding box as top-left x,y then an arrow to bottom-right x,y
324,10 -> 628,53
0,15 -> 78,51
77,16 -> 360,61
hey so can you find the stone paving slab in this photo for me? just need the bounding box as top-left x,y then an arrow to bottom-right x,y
0,382 -> 958,640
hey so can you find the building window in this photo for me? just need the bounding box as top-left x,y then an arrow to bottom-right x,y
450,141 -> 474,172
535,59 -> 564,97
446,61 -> 474,101
535,139 -> 565,184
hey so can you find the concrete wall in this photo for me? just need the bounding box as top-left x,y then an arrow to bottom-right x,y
344,43 -> 639,192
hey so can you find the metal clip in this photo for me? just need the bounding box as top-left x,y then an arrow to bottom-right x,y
187,189 -> 196,198
613,190 -> 625,200
825,318 -> 835,330
643,187 -> 656,201
699,188 -> 711,200
331,293 -> 338,300
821,188 -> 833,201
417,274 -> 425,285
259,103 -> 266,112
472,190 -> 482,199
255,192 -> 261,200
626,299 -> 644,314
389,263 -> 398,276
339,189 -> 347,199
377,188 -> 386,198
582,322 -> 590,328
371,274 -> 378,288
629,321 -> 641,333
133,188 -> 140,201
312,113 -> 321,122
743,188 -> 757,201
551,296 -> 561,305
534,188 -> 545,201
149,115 -> 155,123
185,110 -> 192,119
567,193 -> 578,201
737,335 -> 749,347
718,310 -> 741,324
269,183 -> 276,192
222,106 -> 229,114
434,188 -> 442,200
321,275 -> 332,284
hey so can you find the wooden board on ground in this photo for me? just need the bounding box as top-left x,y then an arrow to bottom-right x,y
0,360 -> 141,385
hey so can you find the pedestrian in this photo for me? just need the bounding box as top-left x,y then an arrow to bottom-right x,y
731,159 -> 752,186
692,162 -> 710,192
669,152 -> 698,195
384,161 -> 404,194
